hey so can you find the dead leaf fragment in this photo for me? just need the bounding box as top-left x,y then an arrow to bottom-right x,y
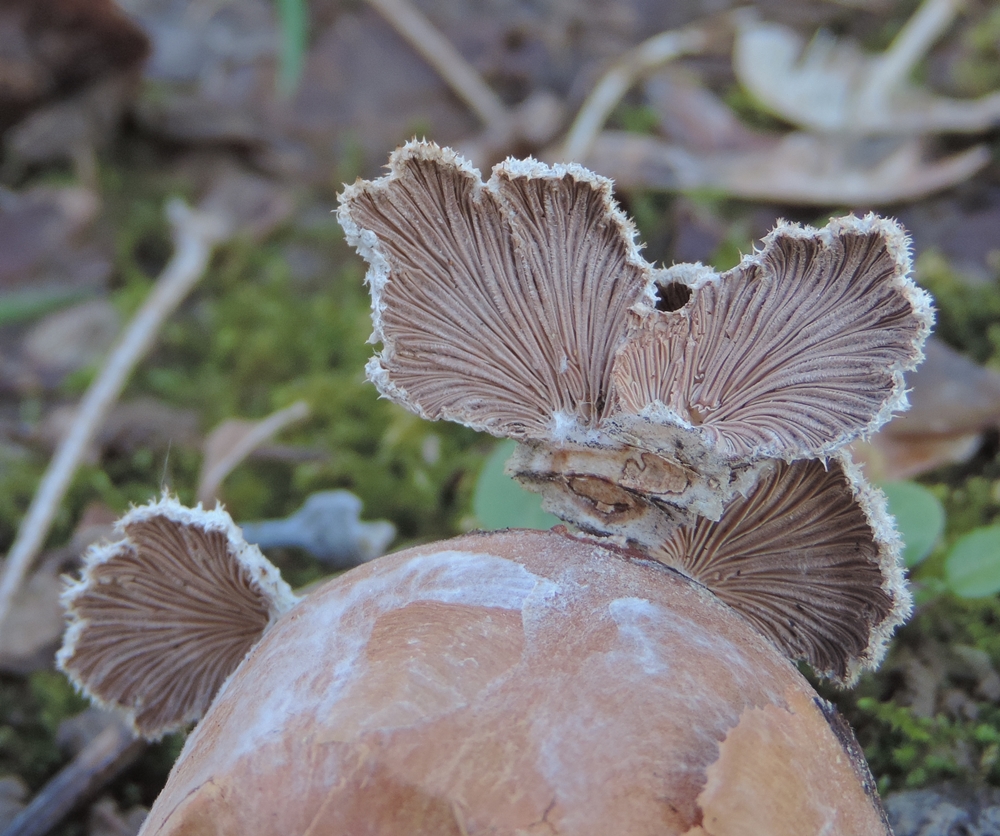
37,398 -> 201,461
584,130 -> 989,205
851,432 -> 981,482
198,401 -> 309,505
23,299 -> 119,380
0,184 -> 105,292
5,74 -> 139,170
852,339 -> 1000,479
89,797 -> 148,836
643,66 -> 767,153
199,166 -> 295,242
734,4 -> 1000,136
890,338 -> 1000,436
0,776 -> 28,826
0,563 -> 64,674
0,0 -> 148,133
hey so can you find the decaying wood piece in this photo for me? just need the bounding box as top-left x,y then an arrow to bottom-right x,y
133,530 -> 892,836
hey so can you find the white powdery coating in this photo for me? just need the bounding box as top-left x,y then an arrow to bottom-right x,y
608,596 -> 757,681
547,410 -> 608,445
176,549 -> 559,780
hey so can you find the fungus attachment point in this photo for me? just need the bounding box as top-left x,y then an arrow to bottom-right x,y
58,496 -> 299,739
654,456 -> 908,684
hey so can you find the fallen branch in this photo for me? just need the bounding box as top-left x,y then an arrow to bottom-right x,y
0,715 -> 144,836
367,0 -> 510,136
560,23 -> 712,162
197,400 -> 311,506
0,199 -> 230,636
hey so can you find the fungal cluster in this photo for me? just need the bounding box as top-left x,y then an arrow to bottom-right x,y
337,139 -> 933,684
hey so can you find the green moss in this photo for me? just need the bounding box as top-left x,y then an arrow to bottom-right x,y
916,250 -> 1000,365
823,593 -> 1000,792
0,450 -> 44,554
0,672 -> 87,790
950,7 -> 1000,97
610,103 -> 661,135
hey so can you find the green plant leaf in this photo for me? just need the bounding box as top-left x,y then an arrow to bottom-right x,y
275,0 -> 308,95
0,288 -> 88,326
946,525 -> 1000,598
473,439 -> 560,531
881,481 -> 945,567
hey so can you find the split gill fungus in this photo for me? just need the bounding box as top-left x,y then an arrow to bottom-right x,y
58,140 -> 933,835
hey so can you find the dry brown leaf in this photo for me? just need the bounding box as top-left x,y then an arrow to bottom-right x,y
733,2 -> 1000,136
0,563 -> 64,674
22,299 -> 119,381
198,166 -> 295,242
643,66 -> 768,153
851,339 -> 1000,479
0,776 -> 28,826
37,398 -> 201,461
890,338 -> 1000,436
851,432 -> 981,482
584,130 -> 989,205
6,74 -> 140,171
198,402 -> 309,505
0,0 -> 148,133
88,797 -> 148,836
0,184 -> 106,292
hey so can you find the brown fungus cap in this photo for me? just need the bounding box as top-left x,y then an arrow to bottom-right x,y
58,496 -> 299,739
136,529 -> 891,836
